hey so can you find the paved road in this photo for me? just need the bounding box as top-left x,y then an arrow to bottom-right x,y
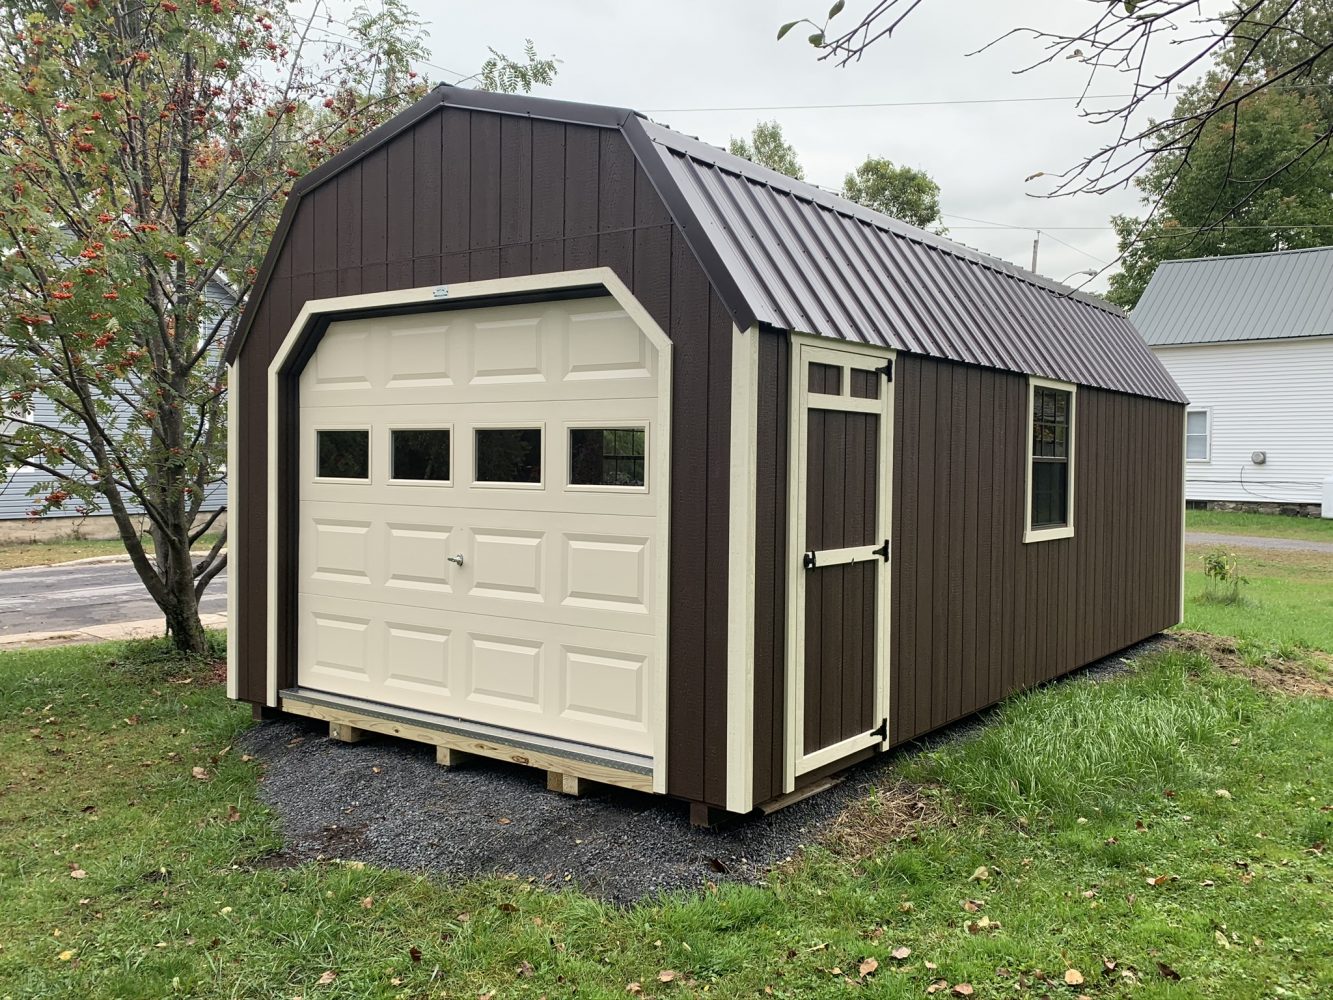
1185,530 -> 1333,554
0,561 -> 227,636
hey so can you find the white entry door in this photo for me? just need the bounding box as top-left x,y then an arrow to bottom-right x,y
295,296 -> 668,757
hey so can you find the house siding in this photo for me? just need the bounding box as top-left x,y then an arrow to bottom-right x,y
231,108 -> 733,806
1,280 -> 233,521
1153,338 -> 1333,506
752,345 -> 1184,805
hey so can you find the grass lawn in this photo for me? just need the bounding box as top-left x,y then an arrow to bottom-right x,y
1185,509 -> 1333,543
0,533 -> 223,572
1,633 -> 1331,999
1184,544 -> 1333,653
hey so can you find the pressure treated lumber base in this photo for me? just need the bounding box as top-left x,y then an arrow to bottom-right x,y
281,695 -> 653,794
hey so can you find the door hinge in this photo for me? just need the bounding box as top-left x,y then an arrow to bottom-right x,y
872,539 -> 891,562
877,359 -> 893,382
873,717 -> 889,740
802,550 -> 817,570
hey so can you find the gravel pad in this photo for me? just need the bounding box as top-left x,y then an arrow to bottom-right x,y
241,639 -> 1162,904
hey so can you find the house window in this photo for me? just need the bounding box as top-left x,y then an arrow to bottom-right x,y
391,429 -> 450,482
316,429 -> 370,480
1186,409 -> 1210,462
570,427 -> 646,487
1025,378 -> 1076,543
475,428 -> 542,484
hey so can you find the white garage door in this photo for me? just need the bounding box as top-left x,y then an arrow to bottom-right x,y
296,296 -> 666,757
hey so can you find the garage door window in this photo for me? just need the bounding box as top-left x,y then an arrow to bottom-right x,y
475,428 -> 542,485
391,429 -> 451,482
316,429 -> 369,481
570,427 -> 646,488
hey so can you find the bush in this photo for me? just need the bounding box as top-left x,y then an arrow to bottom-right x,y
1201,547 -> 1247,604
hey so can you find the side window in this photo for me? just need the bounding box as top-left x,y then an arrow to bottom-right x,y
316,429 -> 370,480
1025,379 -> 1075,542
1186,409 -> 1209,462
475,428 -> 542,484
570,427 -> 646,487
391,429 -> 451,482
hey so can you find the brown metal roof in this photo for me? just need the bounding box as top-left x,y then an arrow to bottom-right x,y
625,119 -> 1184,402
228,86 -> 1185,403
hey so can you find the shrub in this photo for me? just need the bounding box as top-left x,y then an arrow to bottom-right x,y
1201,547 -> 1247,604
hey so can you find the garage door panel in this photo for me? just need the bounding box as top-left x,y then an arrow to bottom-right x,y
298,295 -> 663,759
383,622 -> 453,698
560,646 -> 647,731
303,610 -> 374,694
386,314 -> 455,389
566,307 -> 653,381
308,518 -> 374,585
470,528 -> 545,602
384,522 -> 455,594
562,534 -> 650,613
465,633 -> 544,710
471,315 -> 546,384
297,594 -> 656,753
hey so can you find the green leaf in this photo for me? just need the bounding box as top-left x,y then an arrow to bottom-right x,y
1124,0 -> 1138,12
777,20 -> 799,41
828,0 -> 845,18
808,31 -> 825,46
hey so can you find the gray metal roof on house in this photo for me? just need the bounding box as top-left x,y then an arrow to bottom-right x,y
231,85 -> 1186,403
1133,245 -> 1333,347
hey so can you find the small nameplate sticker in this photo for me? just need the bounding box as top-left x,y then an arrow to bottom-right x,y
433,286 -> 450,299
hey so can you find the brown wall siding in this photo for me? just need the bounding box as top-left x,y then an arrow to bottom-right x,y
233,109 -> 732,806
752,349 -> 1183,804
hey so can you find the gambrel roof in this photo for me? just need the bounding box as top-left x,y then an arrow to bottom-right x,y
229,85 -> 1185,403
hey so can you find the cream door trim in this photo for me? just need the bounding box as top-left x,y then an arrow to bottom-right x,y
725,325 -> 760,813
225,362 -> 239,702
783,333 -> 895,793
1023,375 -> 1078,544
266,268 -> 673,791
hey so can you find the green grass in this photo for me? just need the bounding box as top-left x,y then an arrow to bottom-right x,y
0,533 -> 223,571
2,637 -> 1331,998
1186,509 -> 1333,543
1183,544 -> 1333,652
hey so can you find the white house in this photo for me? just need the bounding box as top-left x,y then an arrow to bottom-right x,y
1132,246 -> 1333,514
0,275 -> 234,537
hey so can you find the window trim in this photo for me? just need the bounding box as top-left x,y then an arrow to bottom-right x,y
386,424 -> 454,487
472,421 -> 546,490
564,421 -> 651,494
1185,407 -> 1211,464
1023,376 -> 1076,544
312,425 -> 372,484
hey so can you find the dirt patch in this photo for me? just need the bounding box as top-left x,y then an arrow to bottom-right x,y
824,781 -> 949,861
1170,630 -> 1333,699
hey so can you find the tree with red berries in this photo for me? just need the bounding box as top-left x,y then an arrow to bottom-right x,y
0,0 -> 556,654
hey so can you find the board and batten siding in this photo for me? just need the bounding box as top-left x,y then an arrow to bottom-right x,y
752,342 -> 1184,805
232,109 -> 733,806
1153,338 -> 1333,506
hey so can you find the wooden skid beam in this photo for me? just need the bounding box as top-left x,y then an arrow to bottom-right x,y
436,746 -> 469,769
689,802 -> 731,829
546,771 -> 585,797
282,698 -> 653,794
329,721 -> 366,744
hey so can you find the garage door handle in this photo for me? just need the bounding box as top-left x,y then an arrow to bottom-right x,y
447,553 -> 465,567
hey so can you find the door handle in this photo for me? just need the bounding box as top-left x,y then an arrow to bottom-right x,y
447,553 -> 465,567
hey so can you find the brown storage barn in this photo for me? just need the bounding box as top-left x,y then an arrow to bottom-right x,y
225,86 -> 1186,823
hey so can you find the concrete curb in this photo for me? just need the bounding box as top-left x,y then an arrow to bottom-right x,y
6,549 -> 225,572
0,613 -> 227,651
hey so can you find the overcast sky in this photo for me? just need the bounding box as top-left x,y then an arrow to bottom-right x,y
320,1 -> 1218,292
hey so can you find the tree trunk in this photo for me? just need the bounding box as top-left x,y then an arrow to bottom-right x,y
163,549 -> 210,656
